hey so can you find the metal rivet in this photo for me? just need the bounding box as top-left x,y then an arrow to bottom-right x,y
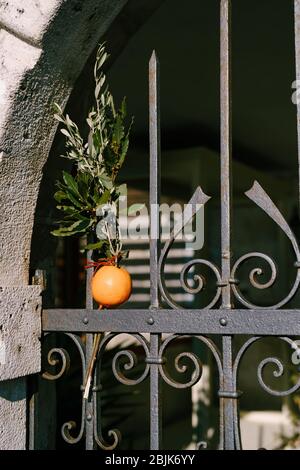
86,413 -> 92,421
83,317 -> 89,325
147,317 -> 155,325
220,318 -> 227,326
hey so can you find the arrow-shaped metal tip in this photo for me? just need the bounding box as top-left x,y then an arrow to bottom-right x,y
169,186 -> 211,242
192,185 -> 211,206
149,50 -> 158,66
244,180 -> 260,201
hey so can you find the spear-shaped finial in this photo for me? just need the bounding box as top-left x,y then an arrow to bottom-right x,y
149,49 -> 161,310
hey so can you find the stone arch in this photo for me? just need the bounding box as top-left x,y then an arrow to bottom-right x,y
0,0 -> 163,286
0,0 -> 128,286
0,0 -> 164,449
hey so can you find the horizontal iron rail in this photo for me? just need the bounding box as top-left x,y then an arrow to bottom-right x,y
43,309 -> 300,336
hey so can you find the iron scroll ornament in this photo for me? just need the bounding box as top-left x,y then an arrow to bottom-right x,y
158,334 -> 223,390
230,335 -> 300,449
231,181 -> 300,309
42,332 -> 87,444
233,336 -> 300,398
158,186 -> 223,309
92,332 -> 151,450
159,181 -> 300,310
41,331 -> 224,448
42,332 -> 151,449
42,332 -> 300,449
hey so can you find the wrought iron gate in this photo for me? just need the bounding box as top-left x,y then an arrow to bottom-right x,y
37,0 -> 300,450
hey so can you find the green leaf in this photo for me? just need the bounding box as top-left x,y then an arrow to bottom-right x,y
92,129 -> 102,153
119,117 -> 133,168
95,82 -> 101,100
62,171 -> 82,200
77,172 -> 91,201
112,114 -> 124,147
54,190 -> 67,202
68,150 -> 79,159
119,136 -> 129,168
99,189 -> 111,204
53,103 -> 63,115
87,130 -> 94,156
86,117 -> 94,129
64,189 -> 83,209
65,114 -> 75,129
120,97 -> 127,118
54,113 -> 65,123
95,76 -> 105,99
96,51 -> 108,69
55,178 -> 84,209
99,173 -> 113,190
56,205 -> 79,213
128,203 -> 145,216
56,207 -> 89,221
81,240 -> 106,252
92,187 -> 111,207
51,218 -> 93,237
60,128 -> 71,139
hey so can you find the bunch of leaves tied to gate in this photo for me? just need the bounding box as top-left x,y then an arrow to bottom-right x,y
51,44 -> 136,262
52,44 -> 138,398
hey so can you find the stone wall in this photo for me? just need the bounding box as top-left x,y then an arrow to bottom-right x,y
0,0 -> 128,449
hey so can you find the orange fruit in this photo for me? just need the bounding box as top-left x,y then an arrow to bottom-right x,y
91,266 -> 132,307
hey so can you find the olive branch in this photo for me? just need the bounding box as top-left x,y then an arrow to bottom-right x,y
51,44 -> 134,259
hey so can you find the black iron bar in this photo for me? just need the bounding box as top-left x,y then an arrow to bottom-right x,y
42,308 -> 300,336
295,0 -> 300,216
85,250 -> 94,449
149,50 -> 162,450
220,0 -> 236,450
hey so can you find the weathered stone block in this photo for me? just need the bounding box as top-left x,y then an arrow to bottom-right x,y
0,28 -> 41,136
0,286 -> 41,381
0,0 -> 61,46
